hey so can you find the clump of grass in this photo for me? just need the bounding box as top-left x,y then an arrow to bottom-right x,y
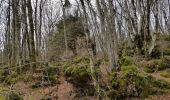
160,71 -> 170,78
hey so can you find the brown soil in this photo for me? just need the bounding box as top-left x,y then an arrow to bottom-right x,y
13,82 -> 44,100
56,76 -> 74,100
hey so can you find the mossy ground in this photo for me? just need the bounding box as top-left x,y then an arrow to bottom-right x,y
0,55 -> 170,99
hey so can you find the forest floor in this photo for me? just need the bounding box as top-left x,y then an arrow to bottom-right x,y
0,70 -> 169,100
1,58 -> 170,100
0,70 -> 170,100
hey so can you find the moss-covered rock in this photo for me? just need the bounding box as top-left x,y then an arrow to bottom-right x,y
62,57 -> 99,97
63,58 -> 91,83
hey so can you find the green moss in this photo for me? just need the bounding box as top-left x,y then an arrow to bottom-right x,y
143,59 -> 170,72
158,58 -> 170,71
63,65 -> 91,80
0,96 -> 5,100
144,65 -> 156,73
63,57 -> 92,80
48,75 -> 58,84
121,64 -> 138,76
153,79 -> 170,89
73,56 -> 90,64
160,71 -> 170,78
109,64 -> 170,99
153,59 -> 162,65
121,56 -> 133,66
